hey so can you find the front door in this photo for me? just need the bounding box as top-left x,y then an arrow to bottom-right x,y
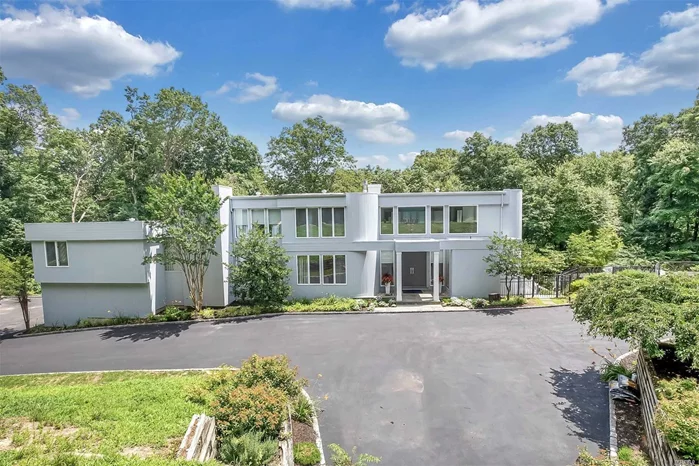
402,252 -> 427,289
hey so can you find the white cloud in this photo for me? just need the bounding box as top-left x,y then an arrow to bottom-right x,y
208,73 -> 279,103
0,4 -> 181,97
398,151 -> 419,166
272,94 -> 415,144
57,107 -> 80,126
275,0 -> 352,9
305,80 -> 319,87
444,126 -> 495,141
517,112 -> 624,152
356,155 -> 391,167
384,0 -> 625,70
383,1 -> 400,14
566,4 -> 699,95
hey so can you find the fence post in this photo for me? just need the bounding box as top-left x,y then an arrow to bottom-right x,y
555,275 -> 560,298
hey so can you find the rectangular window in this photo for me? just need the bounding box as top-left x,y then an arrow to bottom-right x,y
323,255 -> 334,284
235,209 -> 249,237
297,254 -> 346,285
322,208 -> 333,237
267,209 -> 282,236
296,209 -> 307,237
449,206 -> 478,233
380,250 -> 394,279
308,209 -> 319,238
398,207 -> 426,234
45,241 -> 68,267
297,256 -> 308,284
251,209 -> 265,232
431,207 -> 444,234
309,255 -> 320,284
380,207 -> 393,234
334,208 -> 345,237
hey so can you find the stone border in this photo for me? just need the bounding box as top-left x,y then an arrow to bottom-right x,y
6,304 -> 570,339
608,349 -> 637,460
301,388 -> 326,466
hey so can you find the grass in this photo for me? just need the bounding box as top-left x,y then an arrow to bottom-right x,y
0,371 -> 213,465
526,297 -> 570,306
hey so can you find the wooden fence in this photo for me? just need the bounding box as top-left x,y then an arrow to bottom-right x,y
637,351 -> 683,466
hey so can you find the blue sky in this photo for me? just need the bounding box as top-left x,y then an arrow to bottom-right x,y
2,0 -> 699,168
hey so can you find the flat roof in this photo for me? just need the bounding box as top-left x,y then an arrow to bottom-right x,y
230,190 -> 511,200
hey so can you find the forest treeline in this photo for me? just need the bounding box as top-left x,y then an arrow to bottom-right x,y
2,66 -> 698,263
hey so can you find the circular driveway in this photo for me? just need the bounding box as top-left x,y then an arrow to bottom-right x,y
0,306 -> 617,465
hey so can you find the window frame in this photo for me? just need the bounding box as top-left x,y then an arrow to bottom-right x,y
45,241 -> 69,267
430,206 -> 444,235
297,253 -> 347,285
296,208 -> 346,238
397,206 -> 427,235
447,205 -> 479,235
380,207 -> 394,235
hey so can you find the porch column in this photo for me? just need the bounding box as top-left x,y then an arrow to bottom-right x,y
433,250 -> 440,302
396,251 -> 402,302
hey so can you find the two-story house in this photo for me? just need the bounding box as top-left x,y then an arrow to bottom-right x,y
24,184 -> 522,325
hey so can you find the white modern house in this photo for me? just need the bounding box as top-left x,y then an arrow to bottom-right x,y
24,184 -> 522,325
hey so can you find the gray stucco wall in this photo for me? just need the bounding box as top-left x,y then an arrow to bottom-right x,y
41,283 -> 152,325
449,249 -> 500,298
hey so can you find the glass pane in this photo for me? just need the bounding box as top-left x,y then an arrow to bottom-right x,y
431,207 -> 443,234
335,255 -> 346,284
380,251 -> 393,282
45,242 -> 57,267
297,256 -> 308,284
398,207 -> 425,234
321,208 -> 333,237
323,255 -> 334,284
308,208 -> 319,237
449,206 -> 477,233
295,209 -> 307,237
334,208 -> 345,237
380,250 -> 393,264
57,242 -> 69,266
268,209 -> 282,236
309,255 -> 320,284
251,209 -> 265,228
234,209 -> 247,226
380,208 -> 393,234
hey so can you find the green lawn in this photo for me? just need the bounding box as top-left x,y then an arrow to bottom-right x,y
0,371 -> 215,465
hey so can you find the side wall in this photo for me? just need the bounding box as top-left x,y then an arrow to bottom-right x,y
449,249 -> 500,298
41,283 -> 153,325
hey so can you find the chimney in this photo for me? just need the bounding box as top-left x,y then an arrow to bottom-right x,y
362,180 -> 369,193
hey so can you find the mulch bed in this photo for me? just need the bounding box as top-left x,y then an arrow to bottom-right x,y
615,400 -> 645,450
652,343 -> 699,381
292,419 -> 316,445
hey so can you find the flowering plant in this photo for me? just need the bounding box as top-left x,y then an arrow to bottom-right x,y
381,273 -> 393,285
439,275 -> 444,283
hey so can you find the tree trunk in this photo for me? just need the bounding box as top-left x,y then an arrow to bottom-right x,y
505,274 -> 511,299
18,292 -> 30,330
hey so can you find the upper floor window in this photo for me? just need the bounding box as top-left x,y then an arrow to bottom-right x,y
235,209 -> 282,237
398,207 -> 425,234
45,241 -> 68,267
380,207 -> 393,234
449,206 -> 477,233
431,207 -> 444,234
296,208 -> 345,238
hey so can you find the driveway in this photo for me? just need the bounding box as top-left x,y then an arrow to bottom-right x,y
0,296 -> 43,335
0,306 -> 618,465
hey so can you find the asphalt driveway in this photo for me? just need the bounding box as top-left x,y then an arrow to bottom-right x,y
0,306 -> 619,465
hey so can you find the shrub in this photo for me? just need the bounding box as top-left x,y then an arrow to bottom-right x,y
292,394 -> 314,424
219,431 -> 278,466
599,362 -> 632,382
294,442 -> 321,466
472,298 -> 487,309
212,384 -> 287,440
284,296 -> 358,312
328,444 -> 380,466
569,278 -> 590,295
236,354 -> 306,399
576,446 -> 648,466
230,228 -> 292,307
489,296 -> 526,307
655,378 -> 699,461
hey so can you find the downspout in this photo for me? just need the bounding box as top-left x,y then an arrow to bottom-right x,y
499,192 -> 504,234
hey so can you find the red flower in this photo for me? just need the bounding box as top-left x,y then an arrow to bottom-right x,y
381,273 -> 393,285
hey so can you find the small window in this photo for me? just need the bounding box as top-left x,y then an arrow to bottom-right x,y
45,241 -> 68,267
322,208 -> 333,237
235,209 -> 249,237
323,255 -> 334,284
449,206 -> 477,233
380,208 -> 393,234
308,209 -> 319,238
251,209 -> 265,232
334,208 -> 345,237
309,255 -> 321,284
431,207 -> 444,234
297,256 -> 308,284
335,255 -> 346,284
267,209 -> 282,236
398,207 -> 426,234
296,209 -> 307,237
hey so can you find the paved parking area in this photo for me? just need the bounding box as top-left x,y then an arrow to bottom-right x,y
0,306 -> 619,465
0,296 -> 43,335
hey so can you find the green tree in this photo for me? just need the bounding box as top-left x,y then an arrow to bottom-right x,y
483,234 -> 523,298
458,133 -> 534,190
516,122 -> 581,174
266,116 -> 355,194
144,174 -> 225,312
520,244 -> 566,277
406,148 -> 463,192
229,228 -> 291,307
566,227 -> 622,267
0,255 -> 34,330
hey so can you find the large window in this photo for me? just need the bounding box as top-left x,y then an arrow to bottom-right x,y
235,209 -> 281,236
45,241 -> 68,267
297,254 -> 346,284
431,207 -> 444,234
267,209 -> 282,236
380,207 -> 393,234
296,208 -> 345,238
449,206 -> 477,233
398,207 -> 426,234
